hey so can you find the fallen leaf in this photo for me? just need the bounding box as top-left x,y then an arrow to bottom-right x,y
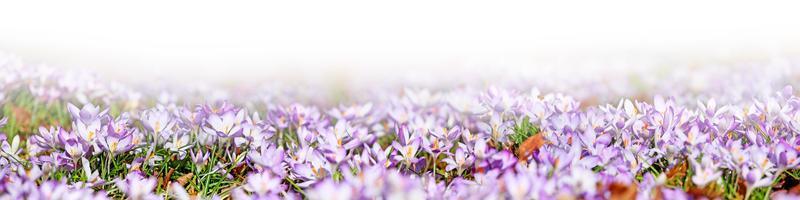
790,183 -> 800,194
666,161 -> 687,180
188,186 -> 197,196
609,182 -> 637,200
177,173 -> 194,186
162,168 -> 175,188
737,176 -> 747,197
474,166 -> 486,174
687,184 -> 722,199
12,106 -> 31,129
652,186 -> 664,200
517,133 -> 546,160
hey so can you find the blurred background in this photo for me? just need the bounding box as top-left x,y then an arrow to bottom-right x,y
1,1 -> 800,89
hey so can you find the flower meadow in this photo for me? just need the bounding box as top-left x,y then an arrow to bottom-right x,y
3,56 -> 800,200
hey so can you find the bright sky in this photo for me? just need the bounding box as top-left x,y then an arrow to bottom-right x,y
1,1 -> 800,85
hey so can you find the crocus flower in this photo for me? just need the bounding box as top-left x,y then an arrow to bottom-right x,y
64,139 -> 86,161
328,103 -> 373,121
562,168 -> 599,196
32,126 -> 63,150
392,132 -> 422,167
442,146 -> 474,175
677,126 -> 709,149
503,172 -> 532,200
320,146 -> 348,167
204,110 -> 245,138
67,103 -> 107,125
142,145 -> 163,167
423,127 -> 460,155
115,172 -> 160,200
165,131 -> 191,158
0,135 -> 22,163
742,164 -> 774,199
99,124 -> 134,155
487,150 -> 517,171
79,157 -> 104,188
247,145 -> 286,176
241,171 -> 285,198
73,119 -> 102,145
290,152 -> 329,187
770,141 -> 800,172
690,155 -> 722,187
306,179 -> 353,200
190,150 -> 210,168
319,120 -> 361,150
141,108 -> 176,144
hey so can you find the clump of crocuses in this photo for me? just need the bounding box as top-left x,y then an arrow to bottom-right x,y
4,54 -> 800,199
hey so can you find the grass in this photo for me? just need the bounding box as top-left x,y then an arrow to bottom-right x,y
0,89 -> 247,198
509,116 -> 539,146
0,88 -> 795,199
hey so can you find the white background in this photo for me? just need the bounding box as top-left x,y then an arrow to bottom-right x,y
1,1 -> 799,85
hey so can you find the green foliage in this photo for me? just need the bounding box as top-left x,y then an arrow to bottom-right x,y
2,90 -> 71,138
509,117 -> 539,145
0,89 -> 794,200
721,170 -> 743,199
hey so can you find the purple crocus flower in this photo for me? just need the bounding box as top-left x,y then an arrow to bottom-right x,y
190,150 -> 210,168
115,172 -> 160,200
690,155 -> 722,187
442,146 -> 474,175
64,139 -> 86,161
73,118 -> 102,145
318,120 -> 361,150
240,171 -> 286,198
676,126 -> 708,150
164,130 -> 191,158
770,141 -> 800,172
306,179 -> 353,200
502,171 -> 532,200
67,103 -> 108,125
487,150 -> 517,171
204,109 -> 245,138
320,146 -> 348,167
0,135 -> 22,163
247,145 -> 286,177
289,152 -> 329,187
78,157 -> 104,188
328,103 -> 373,122
141,108 -> 176,143
392,127 -> 423,168
32,126 -> 64,150
423,127 -> 460,156
99,123 -> 134,155
742,164 -> 774,199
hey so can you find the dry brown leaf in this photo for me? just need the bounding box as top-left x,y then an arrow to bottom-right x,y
652,186 -> 664,200
517,133 -> 546,160
12,106 -> 31,129
474,166 -> 486,174
555,193 -> 577,200
737,176 -> 748,197
687,184 -> 722,199
789,183 -> 800,194
566,135 -> 573,145
177,173 -> 194,186
188,186 -> 197,196
162,168 -> 175,188
666,161 -> 687,180
609,182 -> 637,200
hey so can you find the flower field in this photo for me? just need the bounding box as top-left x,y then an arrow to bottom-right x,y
3,56 -> 800,200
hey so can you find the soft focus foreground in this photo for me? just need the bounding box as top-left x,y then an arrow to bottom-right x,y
4,55 -> 800,200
